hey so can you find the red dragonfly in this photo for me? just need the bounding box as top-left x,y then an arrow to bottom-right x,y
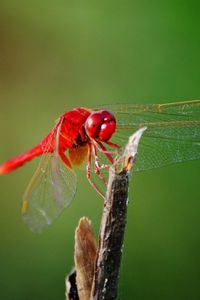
0,100 -> 200,232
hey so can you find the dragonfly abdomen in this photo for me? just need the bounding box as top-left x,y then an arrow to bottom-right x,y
0,145 -> 43,174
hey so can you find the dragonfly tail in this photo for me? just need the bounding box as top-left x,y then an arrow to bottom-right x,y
0,145 -> 43,175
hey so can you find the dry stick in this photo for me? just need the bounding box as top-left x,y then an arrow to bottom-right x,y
91,167 -> 128,300
91,127 -> 147,300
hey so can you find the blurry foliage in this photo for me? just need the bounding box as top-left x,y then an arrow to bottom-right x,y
0,1 -> 200,299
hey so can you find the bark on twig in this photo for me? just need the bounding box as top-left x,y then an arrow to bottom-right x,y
91,127 -> 147,300
91,167 -> 129,300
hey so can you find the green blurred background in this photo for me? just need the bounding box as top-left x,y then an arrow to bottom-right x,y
0,1 -> 200,299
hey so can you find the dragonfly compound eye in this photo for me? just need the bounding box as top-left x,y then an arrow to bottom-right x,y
85,110 -> 116,141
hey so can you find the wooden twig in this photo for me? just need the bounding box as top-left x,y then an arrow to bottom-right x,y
91,127 -> 147,300
90,167 -> 129,300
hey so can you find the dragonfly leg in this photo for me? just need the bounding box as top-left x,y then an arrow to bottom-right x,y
91,143 -> 108,185
94,140 -> 115,163
59,151 -> 73,169
86,143 -> 105,199
103,140 -> 121,149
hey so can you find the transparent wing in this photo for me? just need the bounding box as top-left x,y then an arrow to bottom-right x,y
95,100 -> 200,171
21,120 -> 77,233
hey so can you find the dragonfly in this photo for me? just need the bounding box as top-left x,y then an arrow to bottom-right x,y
0,100 -> 200,232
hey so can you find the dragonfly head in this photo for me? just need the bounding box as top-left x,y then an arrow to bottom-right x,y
85,110 -> 116,141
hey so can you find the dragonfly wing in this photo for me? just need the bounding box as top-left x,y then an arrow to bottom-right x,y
118,128 -> 200,172
95,100 -> 200,123
22,121 -> 77,233
96,100 -> 200,171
